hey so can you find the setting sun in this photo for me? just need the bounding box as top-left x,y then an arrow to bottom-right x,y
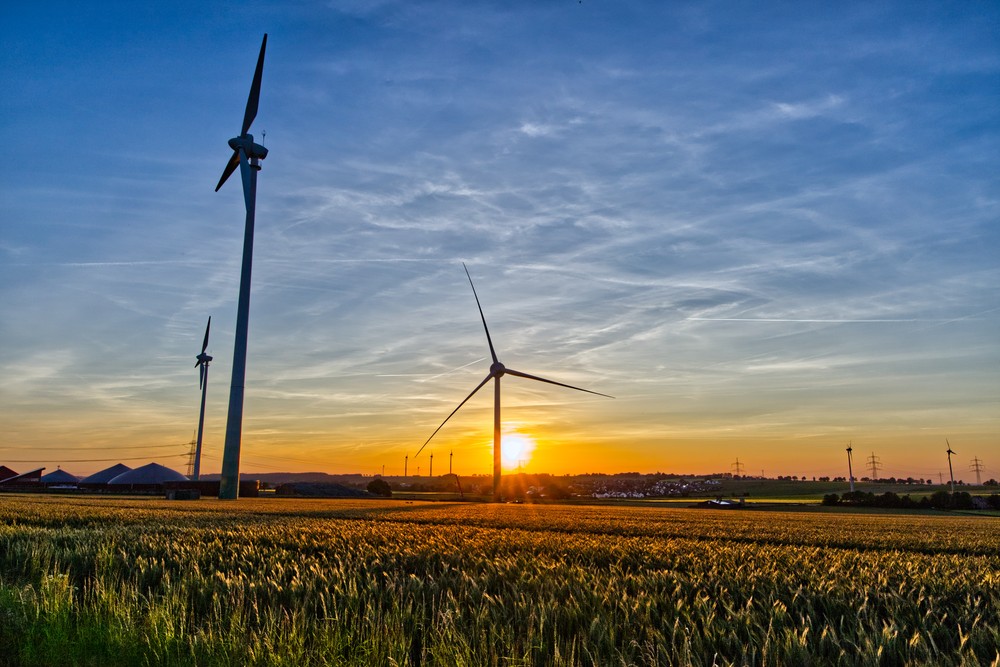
501,432 -> 536,471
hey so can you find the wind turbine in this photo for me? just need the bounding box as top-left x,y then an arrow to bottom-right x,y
846,442 -> 855,493
215,34 -> 269,499
946,440 -> 956,494
192,317 -> 212,481
415,263 -> 612,502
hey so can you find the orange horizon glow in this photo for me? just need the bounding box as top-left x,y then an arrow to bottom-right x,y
1,403 -> 996,484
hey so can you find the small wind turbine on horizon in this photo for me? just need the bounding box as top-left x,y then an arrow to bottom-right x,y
846,442 -> 855,493
946,440 -> 956,494
215,34 -> 269,500
192,317 -> 212,481
414,263 -> 613,502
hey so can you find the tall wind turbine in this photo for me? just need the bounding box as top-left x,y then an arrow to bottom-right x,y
192,317 -> 213,481
946,440 -> 956,494
846,443 -> 855,493
415,263 -> 612,502
215,34 -> 269,499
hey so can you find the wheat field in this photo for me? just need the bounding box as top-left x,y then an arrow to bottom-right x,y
0,496 -> 997,666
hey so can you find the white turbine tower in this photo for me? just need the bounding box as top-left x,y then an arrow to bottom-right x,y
215,34 -> 268,500
192,317 -> 212,480
946,440 -> 956,494
846,443 -> 855,493
415,263 -> 613,502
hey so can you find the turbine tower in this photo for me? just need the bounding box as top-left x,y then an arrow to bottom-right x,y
193,317 -> 213,480
846,443 -> 855,493
415,263 -> 612,502
215,34 -> 269,500
946,440 -> 956,494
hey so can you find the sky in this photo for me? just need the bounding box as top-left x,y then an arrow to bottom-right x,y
1,1 -> 997,482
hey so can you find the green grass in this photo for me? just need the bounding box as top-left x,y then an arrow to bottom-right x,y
1,495 -> 998,666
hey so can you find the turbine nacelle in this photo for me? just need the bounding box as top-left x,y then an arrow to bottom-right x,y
227,134 -> 269,161
195,352 -> 213,366
490,361 -> 506,377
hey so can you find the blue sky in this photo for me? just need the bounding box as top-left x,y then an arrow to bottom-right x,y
1,1 -> 997,481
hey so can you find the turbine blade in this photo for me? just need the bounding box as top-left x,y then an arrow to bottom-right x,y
463,263 -> 498,364
241,33 -> 267,135
504,368 -> 614,398
202,316 -> 211,353
215,150 -> 240,191
414,372 -> 494,459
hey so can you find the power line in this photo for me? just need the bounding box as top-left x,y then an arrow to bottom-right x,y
1,443 -> 192,452
1,454 -> 187,463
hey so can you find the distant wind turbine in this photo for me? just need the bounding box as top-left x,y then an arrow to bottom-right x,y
415,263 -> 612,502
192,317 -> 212,481
946,440 -> 956,494
215,34 -> 268,500
846,443 -> 855,493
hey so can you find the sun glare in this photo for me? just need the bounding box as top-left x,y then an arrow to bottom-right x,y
501,432 -> 536,471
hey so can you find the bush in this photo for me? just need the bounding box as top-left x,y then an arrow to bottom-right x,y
367,478 -> 392,497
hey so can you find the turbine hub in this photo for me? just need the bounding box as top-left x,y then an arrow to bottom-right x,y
228,135 -> 269,160
490,361 -> 506,377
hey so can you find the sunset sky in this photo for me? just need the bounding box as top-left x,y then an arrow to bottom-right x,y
2,1 -> 997,482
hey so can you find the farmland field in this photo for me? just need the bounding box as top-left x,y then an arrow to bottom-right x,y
0,496 -> 997,666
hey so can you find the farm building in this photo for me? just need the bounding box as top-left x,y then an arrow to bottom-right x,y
0,466 -> 18,482
79,463 -> 132,488
40,468 -> 79,487
107,463 -> 188,491
0,468 -> 44,488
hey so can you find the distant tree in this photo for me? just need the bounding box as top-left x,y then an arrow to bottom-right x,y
367,478 -> 392,497
985,479 -> 998,487
875,492 -> 900,508
822,493 -> 840,506
927,490 -> 953,509
952,491 -> 974,509
541,482 -> 571,500
842,491 -> 874,505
